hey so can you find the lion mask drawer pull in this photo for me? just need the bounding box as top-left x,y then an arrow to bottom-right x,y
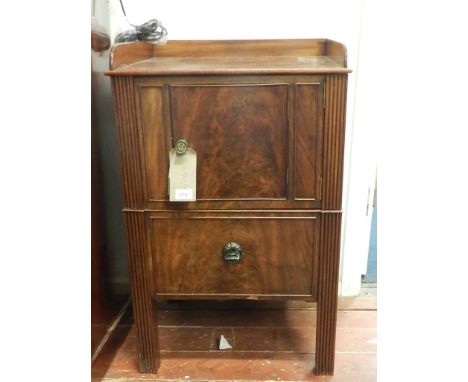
221,242 -> 243,264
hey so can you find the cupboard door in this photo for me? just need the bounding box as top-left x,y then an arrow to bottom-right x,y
170,84 -> 288,200
137,76 -> 323,208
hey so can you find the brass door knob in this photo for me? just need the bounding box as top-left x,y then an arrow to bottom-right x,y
175,138 -> 188,154
221,242 -> 243,264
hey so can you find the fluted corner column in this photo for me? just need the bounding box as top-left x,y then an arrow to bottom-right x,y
315,213 -> 341,375
315,73 -> 347,375
124,212 -> 160,373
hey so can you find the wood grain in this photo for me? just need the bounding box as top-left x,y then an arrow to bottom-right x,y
136,74 -> 326,210
315,213 -> 342,375
150,213 -> 319,297
124,212 -> 160,372
294,82 -> 323,200
107,39 -> 350,376
170,84 -> 288,200
111,77 -> 145,209
322,74 -> 348,210
138,86 -> 168,200
109,39 -> 349,70
108,56 -> 351,76
325,39 -> 348,66
92,307 -> 376,382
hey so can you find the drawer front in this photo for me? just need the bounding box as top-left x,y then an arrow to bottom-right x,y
135,75 -> 324,210
150,212 -> 319,298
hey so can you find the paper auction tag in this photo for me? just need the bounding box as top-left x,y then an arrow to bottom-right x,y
168,147 -> 196,202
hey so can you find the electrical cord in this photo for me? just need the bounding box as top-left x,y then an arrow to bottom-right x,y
114,0 -> 167,44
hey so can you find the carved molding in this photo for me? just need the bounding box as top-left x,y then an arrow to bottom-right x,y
112,77 -> 145,209
315,212 -> 342,375
123,212 -> 160,372
322,74 -> 347,210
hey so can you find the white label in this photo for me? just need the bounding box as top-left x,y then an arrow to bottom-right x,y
168,147 -> 197,202
175,188 -> 193,200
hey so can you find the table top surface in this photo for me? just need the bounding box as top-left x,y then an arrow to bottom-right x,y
109,55 -> 350,76
106,39 -> 351,76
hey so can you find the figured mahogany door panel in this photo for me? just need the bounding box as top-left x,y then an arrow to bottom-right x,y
136,75 -> 325,209
150,212 -> 319,298
170,84 -> 288,200
294,83 -> 323,200
139,86 -> 169,200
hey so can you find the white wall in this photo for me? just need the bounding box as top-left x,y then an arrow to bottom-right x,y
94,0 -> 375,296
339,0 -> 377,295
92,0 -> 129,294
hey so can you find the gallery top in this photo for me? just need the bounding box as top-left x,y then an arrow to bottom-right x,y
106,39 -> 351,76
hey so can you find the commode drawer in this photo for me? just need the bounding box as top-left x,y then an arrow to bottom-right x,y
149,212 -> 319,298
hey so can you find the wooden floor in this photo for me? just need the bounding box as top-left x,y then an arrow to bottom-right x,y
92,288 -> 376,382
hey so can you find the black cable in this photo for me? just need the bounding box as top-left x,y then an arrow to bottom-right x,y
118,0 -> 127,17
115,0 -> 167,44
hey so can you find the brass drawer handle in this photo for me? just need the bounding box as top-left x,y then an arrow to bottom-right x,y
221,242 -> 243,264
